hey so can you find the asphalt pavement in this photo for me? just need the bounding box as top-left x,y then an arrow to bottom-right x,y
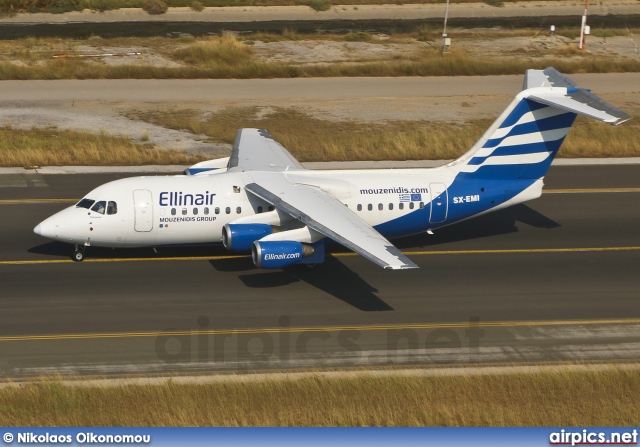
0,165 -> 639,378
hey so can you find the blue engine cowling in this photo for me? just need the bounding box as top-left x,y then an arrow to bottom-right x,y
252,241 -> 315,269
222,223 -> 274,252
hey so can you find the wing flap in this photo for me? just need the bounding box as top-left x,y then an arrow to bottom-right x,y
245,173 -> 418,270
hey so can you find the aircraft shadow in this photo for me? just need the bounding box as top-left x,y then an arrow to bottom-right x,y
27,204 -> 556,313
390,204 -> 560,250
28,242 -> 229,259
235,256 -> 393,312
28,241 -> 72,257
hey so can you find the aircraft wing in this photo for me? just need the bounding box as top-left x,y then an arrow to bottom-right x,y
245,172 -> 418,270
227,128 -> 305,172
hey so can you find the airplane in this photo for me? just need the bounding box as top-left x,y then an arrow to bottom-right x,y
34,68 -> 630,270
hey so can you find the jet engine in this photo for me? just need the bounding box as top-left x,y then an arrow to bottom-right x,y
251,241 -> 315,269
222,223 -> 274,252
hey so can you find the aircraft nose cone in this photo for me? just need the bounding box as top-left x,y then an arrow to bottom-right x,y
34,215 -> 62,239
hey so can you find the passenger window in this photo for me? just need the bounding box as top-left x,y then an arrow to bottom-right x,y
182,208 -> 187,215
389,203 -> 393,210
91,201 -> 106,215
204,207 -> 209,215
215,207 -> 220,215
399,203 -> 404,210
378,203 -> 383,211
225,207 -> 231,214
357,204 -> 362,211
236,207 -> 241,214
171,208 -> 176,216
76,198 -> 95,209
268,205 -> 275,211
419,202 -> 425,209
368,204 -> 372,211
409,202 -> 415,209
257,206 -> 263,213
107,201 -> 118,215
193,208 -> 198,215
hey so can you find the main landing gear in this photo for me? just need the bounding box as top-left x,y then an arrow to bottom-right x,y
72,245 -> 86,262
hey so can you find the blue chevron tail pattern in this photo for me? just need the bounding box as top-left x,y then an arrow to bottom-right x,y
457,98 -> 576,180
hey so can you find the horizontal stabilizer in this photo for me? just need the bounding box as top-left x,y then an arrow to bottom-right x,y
526,88 -> 631,125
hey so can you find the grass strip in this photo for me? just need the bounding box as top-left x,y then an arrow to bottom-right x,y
0,127 -> 204,166
1,56 -> 639,81
0,368 -> 638,425
131,107 -> 640,162
1,104 -> 637,167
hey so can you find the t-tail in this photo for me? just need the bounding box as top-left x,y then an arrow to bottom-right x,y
443,67 -> 631,219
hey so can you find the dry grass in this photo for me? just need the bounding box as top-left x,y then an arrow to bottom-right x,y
562,117 -> 640,158
3,110 -> 633,168
1,33 -> 640,80
132,107 -> 640,162
0,368 -> 638,426
0,127 -> 204,166
170,34 -> 252,67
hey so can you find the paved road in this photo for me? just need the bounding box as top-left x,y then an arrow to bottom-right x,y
1,73 -> 639,102
1,74 -> 637,134
0,166 -> 639,377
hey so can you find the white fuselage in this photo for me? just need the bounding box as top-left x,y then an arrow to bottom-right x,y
34,166 -> 543,249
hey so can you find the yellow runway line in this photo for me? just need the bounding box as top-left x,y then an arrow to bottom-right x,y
2,245 -> 640,266
2,317 -> 640,343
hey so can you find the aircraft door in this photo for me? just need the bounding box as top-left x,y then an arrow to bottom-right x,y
133,189 -> 153,232
429,183 -> 448,224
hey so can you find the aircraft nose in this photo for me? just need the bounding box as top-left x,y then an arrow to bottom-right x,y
34,215 -> 62,239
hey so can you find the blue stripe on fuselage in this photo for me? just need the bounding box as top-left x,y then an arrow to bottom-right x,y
374,176 -> 537,239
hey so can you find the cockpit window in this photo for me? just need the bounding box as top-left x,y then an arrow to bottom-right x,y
107,201 -> 118,215
91,201 -> 106,215
76,198 -> 95,209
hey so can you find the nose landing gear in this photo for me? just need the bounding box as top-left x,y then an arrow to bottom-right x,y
72,245 -> 86,262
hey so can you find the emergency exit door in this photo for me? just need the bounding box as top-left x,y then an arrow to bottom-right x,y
133,189 -> 153,232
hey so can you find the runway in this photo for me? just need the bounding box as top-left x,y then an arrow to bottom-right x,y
0,165 -> 639,378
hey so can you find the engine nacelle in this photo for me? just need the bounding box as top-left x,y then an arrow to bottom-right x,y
252,241 -> 315,269
222,223 -> 274,252
184,157 -> 230,175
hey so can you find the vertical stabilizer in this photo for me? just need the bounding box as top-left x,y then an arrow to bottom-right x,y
448,68 -> 631,181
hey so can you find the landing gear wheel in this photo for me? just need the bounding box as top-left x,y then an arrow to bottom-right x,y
73,246 -> 85,262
